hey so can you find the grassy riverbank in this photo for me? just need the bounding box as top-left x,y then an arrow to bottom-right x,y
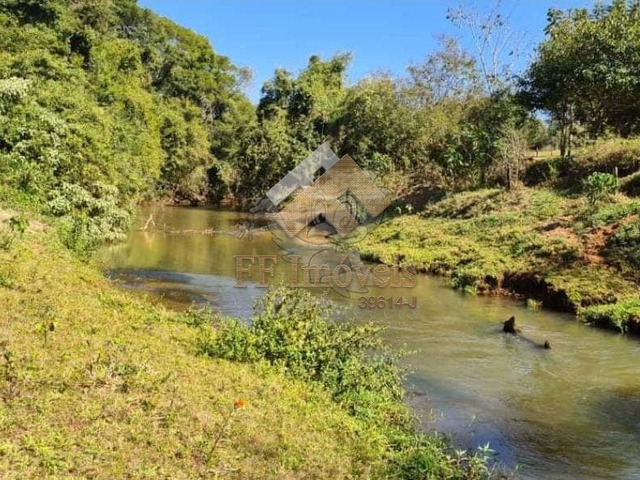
360,186 -> 640,335
0,211 -> 493,479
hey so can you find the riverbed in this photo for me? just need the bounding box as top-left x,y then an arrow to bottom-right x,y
101,206 -> 640,480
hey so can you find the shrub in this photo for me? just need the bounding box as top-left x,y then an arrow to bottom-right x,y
174,165 -> 209,205
8,215 -> 28,234
206,164 -> 228,205
451,268 -> 480,293
579,200 -> 640,228
0,77 -> 31,109
197,287 -> 407,426
523,158 -> 557,186
583,172 -> 618,205
47,182 -> 131,254
522,156 -> 574,186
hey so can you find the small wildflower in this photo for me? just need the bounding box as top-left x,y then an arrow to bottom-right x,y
233,398 -> 246,410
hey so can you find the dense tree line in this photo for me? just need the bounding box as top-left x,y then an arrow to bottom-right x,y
520,0 -> 640,156
2,0 -> 640,249
0,0 -> 249,249
223,0 -> 640,201
224,39 -> 541,201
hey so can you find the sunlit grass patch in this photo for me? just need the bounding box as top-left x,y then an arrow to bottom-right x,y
360,186 -> 640,334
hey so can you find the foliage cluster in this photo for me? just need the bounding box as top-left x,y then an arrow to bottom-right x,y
225,1 -> 640,202
6,1 -> 640,235
579,297 -> 640,334
520,1 -> 640,155
198,287 -> 406,426
621,171 -> 640,197
606,222 -> 640,274
0,0 -> 250,251
582,172 -> 618,205
229,48 -> 541,201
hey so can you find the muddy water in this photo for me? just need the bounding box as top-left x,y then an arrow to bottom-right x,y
101,206 -> 640,479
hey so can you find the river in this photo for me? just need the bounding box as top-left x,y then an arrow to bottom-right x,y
100,206 -> 640,480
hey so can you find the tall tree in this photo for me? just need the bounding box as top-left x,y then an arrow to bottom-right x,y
520,1 -> 640,156
406,36 -> 480,108
446,0 -> 521,95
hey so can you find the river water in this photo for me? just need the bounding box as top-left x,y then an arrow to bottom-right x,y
101,206 -> 640,479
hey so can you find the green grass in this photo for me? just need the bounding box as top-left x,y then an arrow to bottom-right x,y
524,138 -> 640,190
0,210 -> 493,479
579,297 -> 640,334
360,187 -> 640,333
570,138 -> 640,178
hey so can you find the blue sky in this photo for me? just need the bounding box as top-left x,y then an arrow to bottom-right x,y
139,0 -> 594,103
